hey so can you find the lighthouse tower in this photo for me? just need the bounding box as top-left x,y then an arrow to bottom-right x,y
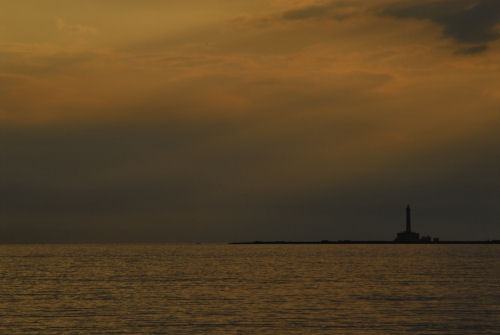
395,204 -> 420,242
406,204 -> 411,233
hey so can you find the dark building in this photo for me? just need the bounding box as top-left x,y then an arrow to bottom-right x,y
395,205 -> 420,242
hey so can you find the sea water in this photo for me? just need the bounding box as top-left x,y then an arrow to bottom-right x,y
0,244 -> 499,334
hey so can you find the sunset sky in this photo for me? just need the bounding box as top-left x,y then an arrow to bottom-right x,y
1,0 -> 500,242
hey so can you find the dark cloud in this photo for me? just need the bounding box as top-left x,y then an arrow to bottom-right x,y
383,0 -> 500,52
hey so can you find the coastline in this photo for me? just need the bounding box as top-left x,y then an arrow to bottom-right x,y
230,240 -> 500,245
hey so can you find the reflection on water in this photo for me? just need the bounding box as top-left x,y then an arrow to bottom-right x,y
1,244 -> 499,334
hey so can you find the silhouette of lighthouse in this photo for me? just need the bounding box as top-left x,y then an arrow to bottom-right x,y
406,204 -> 411,233
395,204 -> 420,242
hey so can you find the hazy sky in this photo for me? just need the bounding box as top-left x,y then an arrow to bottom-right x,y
1,0 -> 500,242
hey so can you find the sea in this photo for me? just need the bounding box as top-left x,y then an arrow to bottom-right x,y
0,244 -> 499,334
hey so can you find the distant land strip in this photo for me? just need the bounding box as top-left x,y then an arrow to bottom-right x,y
230,240 -> 500,245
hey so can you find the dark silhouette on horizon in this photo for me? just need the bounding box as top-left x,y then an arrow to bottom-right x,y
394,205 -> 433,242
231,204 -> 499,244
394,204 -> 439,243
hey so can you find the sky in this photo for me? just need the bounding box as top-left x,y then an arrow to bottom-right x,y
1,0 -> 500,243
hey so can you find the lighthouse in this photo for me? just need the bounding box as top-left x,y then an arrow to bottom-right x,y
406,204 -> 411,233
395,204 -> 420,242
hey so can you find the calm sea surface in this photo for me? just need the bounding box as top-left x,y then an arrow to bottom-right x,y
0,244 -> 499,334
